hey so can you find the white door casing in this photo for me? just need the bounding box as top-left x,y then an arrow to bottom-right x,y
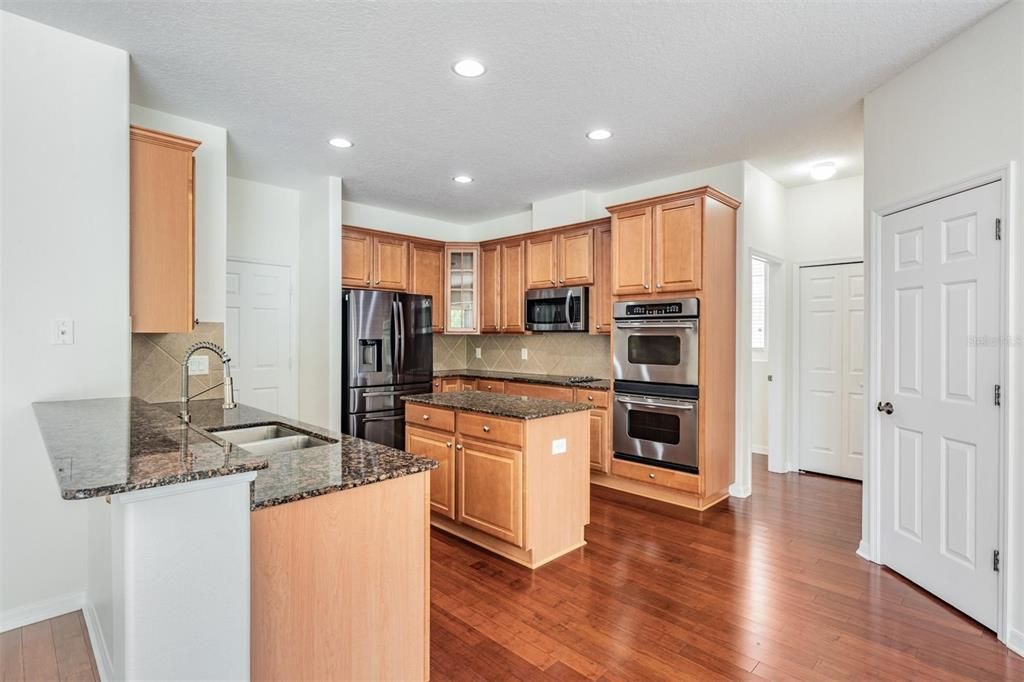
226,260 -> 296,418
798,262 -> 865,480
879,181 -> 1002,630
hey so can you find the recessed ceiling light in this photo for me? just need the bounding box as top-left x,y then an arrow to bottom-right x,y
453,175 -> 474,184
586,129 -> 613,141
810,161 -> 837,181
452,59 -> 486,78
328,137 -> 353,149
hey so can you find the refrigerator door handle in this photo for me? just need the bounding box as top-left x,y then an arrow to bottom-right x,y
390,298 -> 400,376
362,415 -> 405,423
396,299 -> 406,373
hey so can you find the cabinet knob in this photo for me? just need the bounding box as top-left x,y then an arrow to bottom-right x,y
587,396 -> 594,401
649,473 -> 656,479
656,283 -> 662,288
595,324 -> 601,329
365,279 -> 370,284
445,441 -> 452,448
482,425 -> 490,432
560,279 -> 565,283
455,444 -> 463,450
375,279 -> 381,285
422,414 -> 430,420
643,283 -> 650,289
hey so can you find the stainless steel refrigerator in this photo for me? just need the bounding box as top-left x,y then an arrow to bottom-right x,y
342,289 -> 433,448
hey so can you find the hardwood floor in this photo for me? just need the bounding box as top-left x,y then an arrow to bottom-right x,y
431,455 -> 1024,681
1,611 -> 98,682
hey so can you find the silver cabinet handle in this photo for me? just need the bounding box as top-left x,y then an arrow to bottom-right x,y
482,425 -> 490,432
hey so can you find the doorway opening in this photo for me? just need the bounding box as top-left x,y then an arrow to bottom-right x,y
749,251 -> 785,477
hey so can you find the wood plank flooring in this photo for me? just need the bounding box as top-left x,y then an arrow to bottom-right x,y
0,611 -> 98,682
431,456 -> 1024,681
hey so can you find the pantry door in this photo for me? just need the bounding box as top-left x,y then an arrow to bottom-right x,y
878,181 -> 1002,630
798,261 -> 865,480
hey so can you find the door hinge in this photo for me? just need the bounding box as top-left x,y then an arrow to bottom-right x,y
995,218 -> 1002,241
994,549 -> 1001,572
995,384 -> 1002,406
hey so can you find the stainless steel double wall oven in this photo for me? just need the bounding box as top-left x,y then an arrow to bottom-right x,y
612,298 -> 700,473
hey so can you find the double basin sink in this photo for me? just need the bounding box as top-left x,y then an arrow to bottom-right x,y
207,423 -> 337,456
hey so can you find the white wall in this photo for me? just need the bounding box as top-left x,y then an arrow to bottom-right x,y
863,0 -> 1024,651
471,210 -> 533,242
227,177 -> 301,266
130,105 -> 227,324
786,175 -> 864,263
0,12 -> 129,622
531,190 -> 603,230
343,200 -> 470,242
299,178 -> 343,430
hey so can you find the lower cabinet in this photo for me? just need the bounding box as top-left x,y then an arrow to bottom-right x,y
405,425 -> 456,519
456,437 -> 523,547
574,388 -> 610,473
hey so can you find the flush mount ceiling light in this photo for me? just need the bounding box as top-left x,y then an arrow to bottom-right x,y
452,59 -> 486,78
453,175 -> 474,184
586,129 -> 613,141
810,161 -> 837,181
328,137 -> 353,149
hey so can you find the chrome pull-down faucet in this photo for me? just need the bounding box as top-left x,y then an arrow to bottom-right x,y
180,342 -> 237,423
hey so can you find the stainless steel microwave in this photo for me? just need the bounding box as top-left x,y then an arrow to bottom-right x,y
524,286 -> 588,332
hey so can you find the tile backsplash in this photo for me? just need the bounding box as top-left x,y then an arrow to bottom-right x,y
434,333 -> 610,378
132,322 -> 226,404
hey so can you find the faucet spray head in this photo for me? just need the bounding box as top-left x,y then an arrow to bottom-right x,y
222,361 -> 238,410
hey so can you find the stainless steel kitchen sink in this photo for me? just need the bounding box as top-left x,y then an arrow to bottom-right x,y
208,423 -> 336,455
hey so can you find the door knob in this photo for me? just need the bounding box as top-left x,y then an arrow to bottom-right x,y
876,401 -> 894,415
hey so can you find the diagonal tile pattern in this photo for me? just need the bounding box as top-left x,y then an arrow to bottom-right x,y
131,322 -> 225,403
434,332 -> 611,378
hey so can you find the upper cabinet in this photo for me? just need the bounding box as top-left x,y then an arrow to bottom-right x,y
130,125 -> 201,333
592,224 -> 613,334
481,238 -> 526,334
608,187 -> 739,297
372,235 -> 409,290
445,245 -> 480,334
410,241 -> 445,332
341,229 -> 373,288
480,243 -> 501,333
525,225 -> 595,290
341,227 -> 409,291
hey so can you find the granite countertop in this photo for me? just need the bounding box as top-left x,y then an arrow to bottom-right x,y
433,369 -> 610,390
403,390 -> 591,420
33,397 -> 437,510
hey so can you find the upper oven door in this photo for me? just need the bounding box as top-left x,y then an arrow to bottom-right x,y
525,287 -> 588,332
613,319 -> 699,385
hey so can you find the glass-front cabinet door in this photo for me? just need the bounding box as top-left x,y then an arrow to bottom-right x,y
444,245 -> 480,334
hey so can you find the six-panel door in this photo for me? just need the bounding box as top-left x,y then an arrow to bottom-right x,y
405,424 -> 456,519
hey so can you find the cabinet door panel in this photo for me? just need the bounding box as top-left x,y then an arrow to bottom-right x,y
480,244 -> 501,333
441,378 -> 462,392
593,225 -> 612,333
558,227 -> 594,286
405,425 -> 456,519
612,208 -> 652,295
500,241 -> 526,332
410,242 -> 444,331
525,234 -> 557,289
654,198 -> 702,292
341,230 -> 373,288
588,409 -> 608,472
373,236 -> 408,291
457,437 -> 523,547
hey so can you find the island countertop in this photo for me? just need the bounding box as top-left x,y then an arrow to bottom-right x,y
33,397 -> 437,509
402,390 -> 591,420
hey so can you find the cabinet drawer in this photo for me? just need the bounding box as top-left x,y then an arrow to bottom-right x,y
457,412 -> 523,447
574,388 -> 608,409
477,380 -> 506,394
611,458 -> 699,493
505,382 -> 574,402
405,404 -> 455,432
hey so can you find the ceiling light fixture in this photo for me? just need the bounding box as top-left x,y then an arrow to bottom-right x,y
328,137 -> 353,149
810,161 -> 837,181
586,129 -> 613,141
453,175 -> 474,184
452,59 -> 486,78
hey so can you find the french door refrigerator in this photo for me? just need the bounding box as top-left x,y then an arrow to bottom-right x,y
342,289 -> 433,448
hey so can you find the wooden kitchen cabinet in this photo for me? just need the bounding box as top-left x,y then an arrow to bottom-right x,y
557,226 -> 595,286
654,198 -> 702,292
480,243 -> 501,333
457,437 -> 524,547
405,424 -> 456,519
575,388 -> 610,473
341,228 -> 373,288
129,125 -> 201,333
477,380 -> 505,394
525,232 -> 558,289
372,235 -> 408,290
500,240 -> 526,332
445,245 -> 480,334
610,206 -> 653,295
592,223 -> 613,333
441,378 -> 462,392
410,241 -> 445,331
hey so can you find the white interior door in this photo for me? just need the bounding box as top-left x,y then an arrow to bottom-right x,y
226,260 -> 296,418
879,181 -> 1002,630
799,261 -> 864,480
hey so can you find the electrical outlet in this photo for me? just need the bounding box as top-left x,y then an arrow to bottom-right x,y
521,348 -> 528,360
475,347 -> 482,359
551,438 -> 567,455
51,319 -> 74,345
188,355 -> 210,376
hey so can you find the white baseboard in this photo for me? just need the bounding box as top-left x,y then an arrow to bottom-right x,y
729,483 -> 751,498
82,601 -> 113,681
1007,628 -> 1024,659
751,446 -> 769,456
0,591 -> 85,633
856,539 -> 876,563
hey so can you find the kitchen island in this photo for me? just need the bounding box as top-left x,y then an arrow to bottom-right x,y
33,397 -> 436,682
403,390 -> 591,569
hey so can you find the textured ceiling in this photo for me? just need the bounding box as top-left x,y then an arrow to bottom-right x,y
2,1 -> 1001,221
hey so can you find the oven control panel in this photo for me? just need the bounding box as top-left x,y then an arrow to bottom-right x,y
614,298 -> 698,319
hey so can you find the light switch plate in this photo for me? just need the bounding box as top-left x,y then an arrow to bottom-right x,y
521,348 -> 528,360
475,347 -> 482,359
551,438 -> 567,455
51,319 -> 74,345
188,355 -> 210,375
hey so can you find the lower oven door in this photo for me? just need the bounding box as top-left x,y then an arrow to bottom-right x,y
613,393 -> 698,472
